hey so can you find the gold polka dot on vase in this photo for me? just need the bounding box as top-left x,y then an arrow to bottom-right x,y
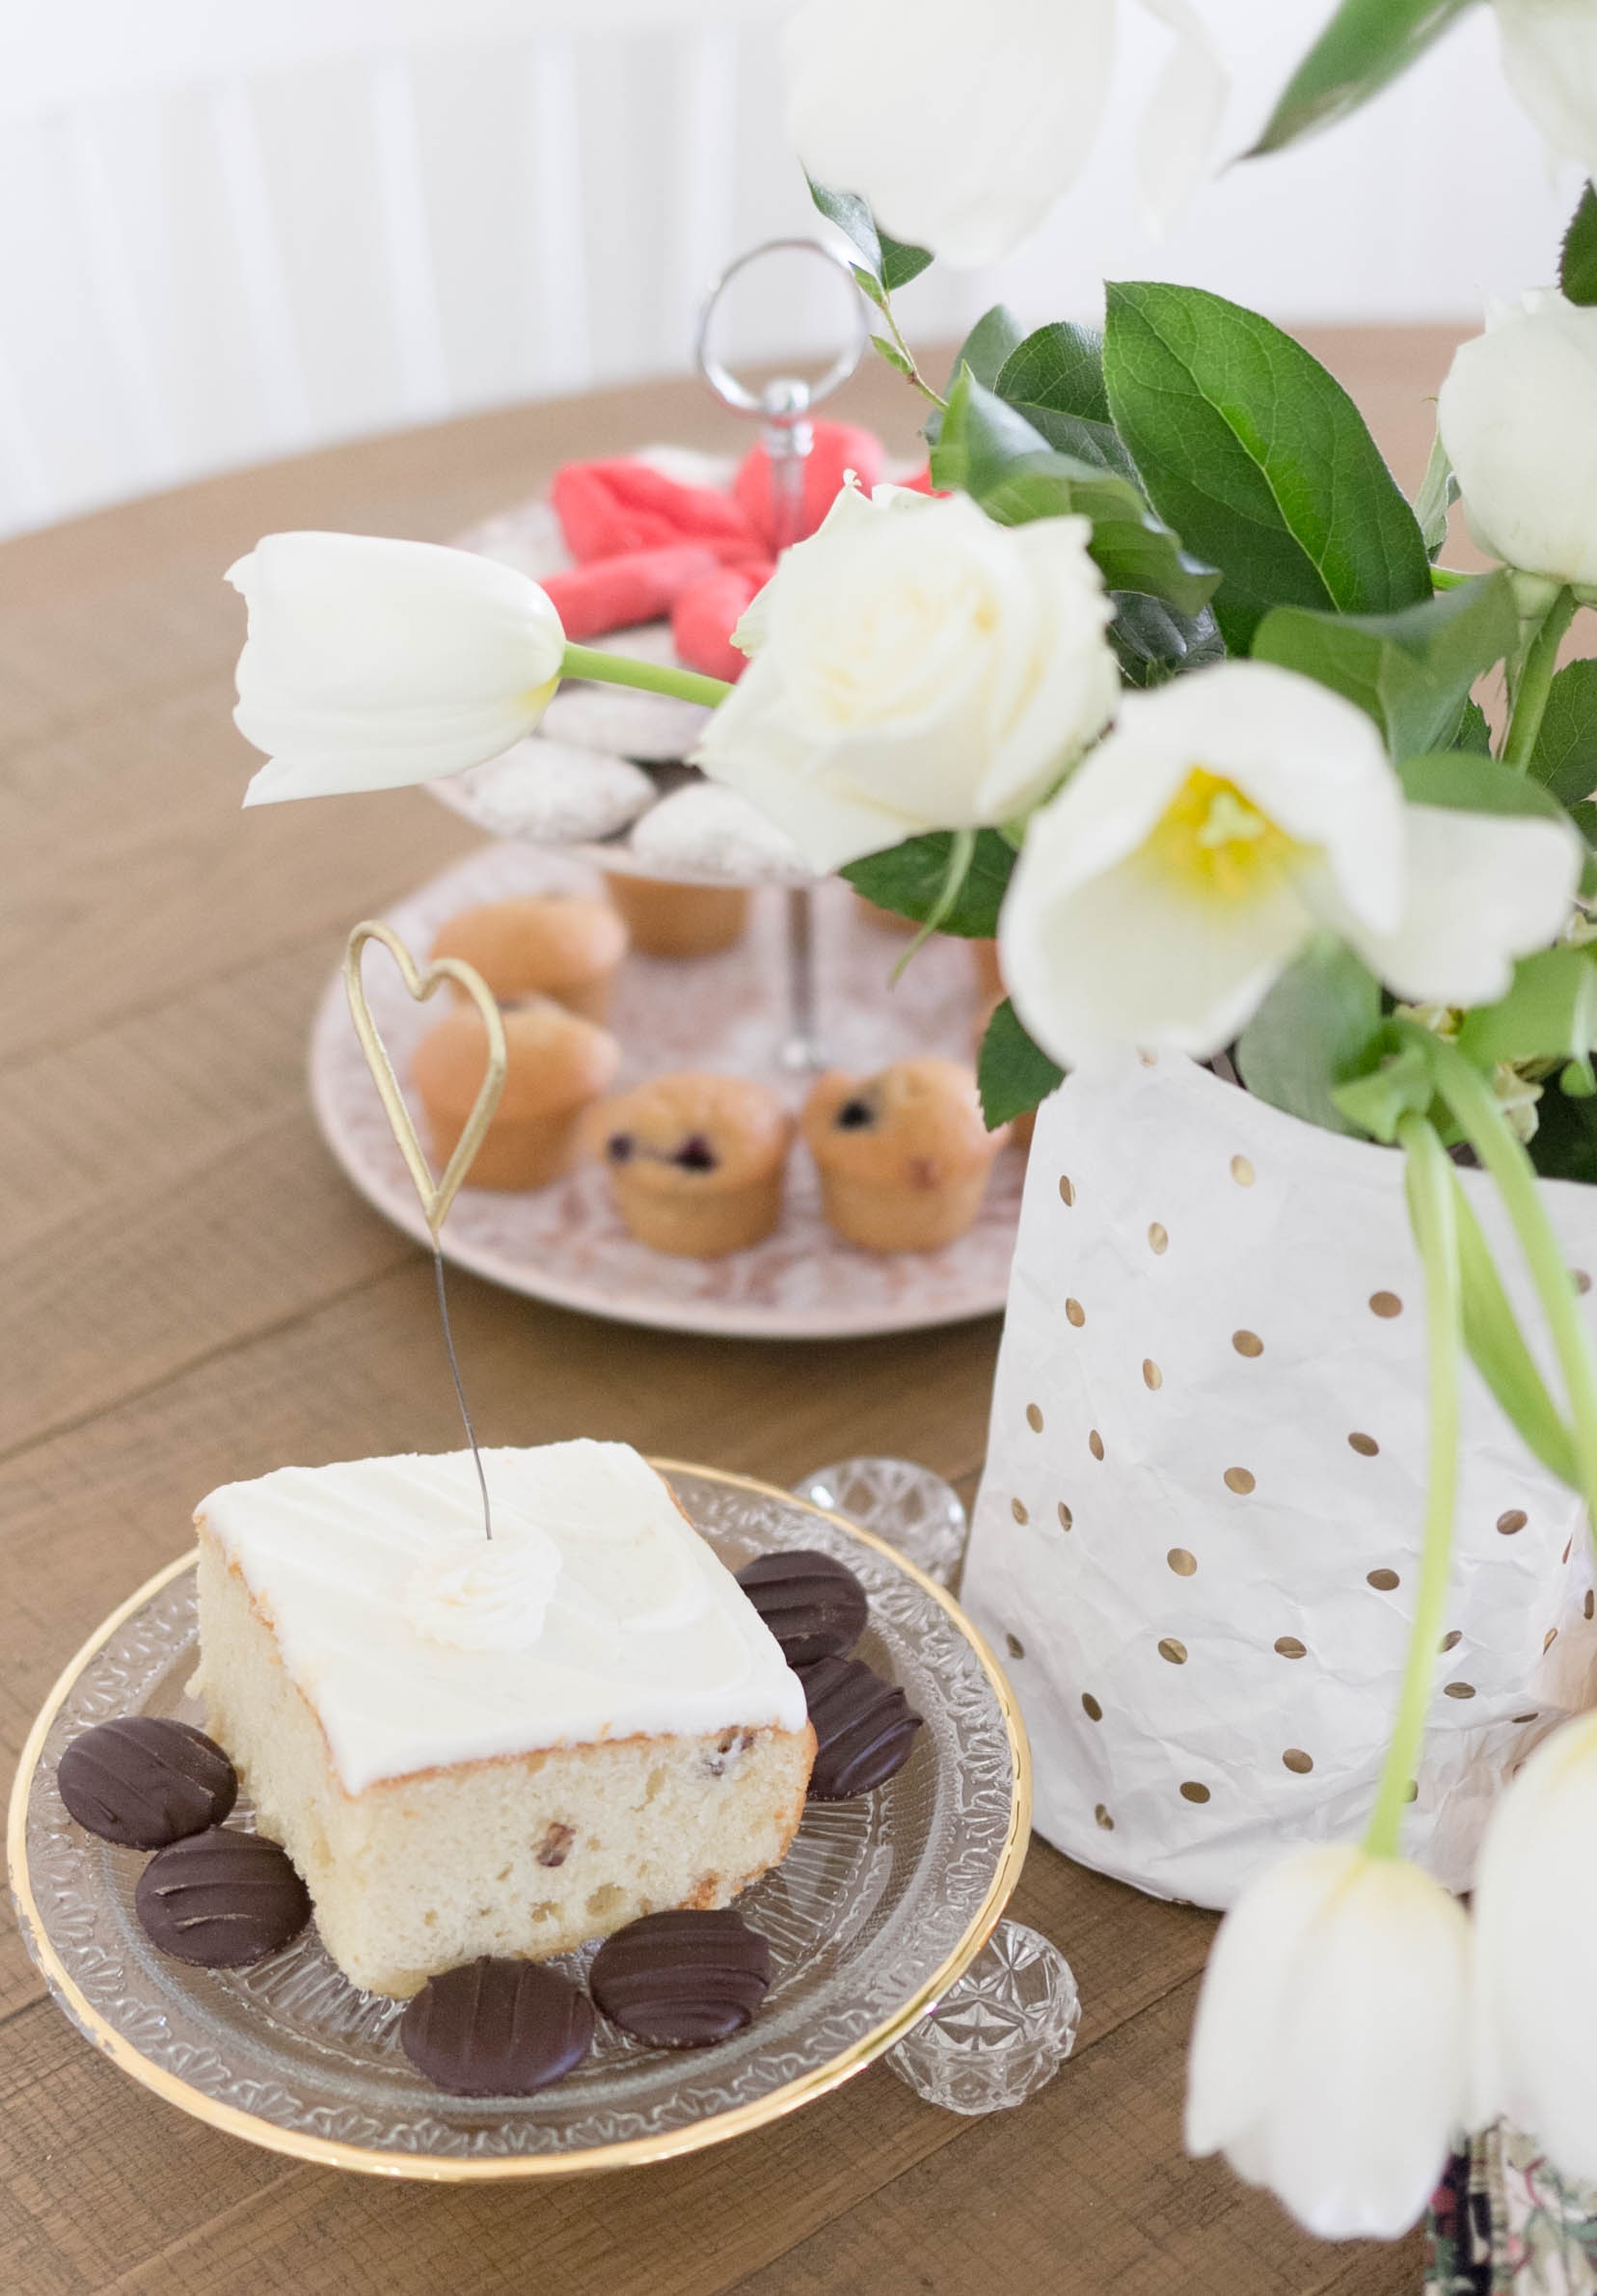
1440,1630 -> 1462,1653
1082,1693 -> 1103,1721
1025,1402 -> 1043,1433
1497,1509 -> 1528,1535
1143,1359 -> 1163,1391
1577,1269 -> 1591,1295
1223,1467 -> 1255,1495
1444,1682 -> 1475,1700
1158,1637 -> 1188,1665
1230,1155 -> 1255,1186
1283,1748 -> 1313,1774
1059,1175 -> 1075,1206
1005,1633 -> 1025,1661
1232,1330 -> 1263,1359
1586,1590 -> 1595,1622
1066,1297 -> 1086,1327
1149,1222 -> 1169,1255
1368,1568 -> 1400,1591
1089,1430 -> 1105,1461
1168,1548 -> 1198,1577
1547,1626 -> 1560,1652
1095,1802 -> 1115,1831
1011,1497 -> 1029,1526
1348,1432 -> 1379,1457
1369,1290 -> 1403,1319
1058,1501 -> 1073,1530
1274,1635 -> 1307,1659
1565,1541 -> 1574,1565
1179,1781 -> 1211,1804
1513,1711 -> 1540,1724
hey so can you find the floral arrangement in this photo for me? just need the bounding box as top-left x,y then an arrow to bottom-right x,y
227,0 -> 1597,2250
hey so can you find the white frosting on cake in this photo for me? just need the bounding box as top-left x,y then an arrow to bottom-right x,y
196,1441 -> 807,1793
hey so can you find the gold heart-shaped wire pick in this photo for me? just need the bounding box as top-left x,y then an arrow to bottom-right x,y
343,920 -> 507,1240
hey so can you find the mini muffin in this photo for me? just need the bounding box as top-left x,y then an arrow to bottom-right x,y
597,1073 -> 791,1255
603,872 -> 750,958
970,938 -> 1004,998
802,1059 -> 1008,1252
414,998 -> 620,1191
430,896 -> 629,1023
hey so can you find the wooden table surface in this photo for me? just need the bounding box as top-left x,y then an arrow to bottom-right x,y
0,328 -> 1461,2296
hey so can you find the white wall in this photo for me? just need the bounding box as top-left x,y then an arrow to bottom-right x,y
0,0 -> 1579,536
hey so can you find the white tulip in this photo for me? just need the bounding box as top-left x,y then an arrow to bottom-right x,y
1186,1843 -> 1471,2240
1438,292 -> 1597,596
1495,0 -> 1597,179
691,480 -> 1119,873
782,0 -> 1226,265
999,661 -> 1581,1063
229,532 -> 566,806
1472,1710 -> 1597,2182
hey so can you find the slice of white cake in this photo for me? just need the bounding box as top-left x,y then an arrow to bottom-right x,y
191,1441 -> 815,1998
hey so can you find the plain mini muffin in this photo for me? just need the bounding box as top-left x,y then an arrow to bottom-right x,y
603,872 -> 750,958
597,1072 -> 791,1256
414,997 -> 619,1191
430,895 -> 629,1023
802,1058 -> 1008,1252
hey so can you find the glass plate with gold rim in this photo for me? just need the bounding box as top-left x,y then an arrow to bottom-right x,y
9,1464 -> 1028,2180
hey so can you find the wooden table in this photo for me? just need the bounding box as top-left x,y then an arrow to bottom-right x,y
0,329 -> 1460,2295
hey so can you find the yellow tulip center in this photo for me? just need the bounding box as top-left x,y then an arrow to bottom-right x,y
1150,768 -> 1293,900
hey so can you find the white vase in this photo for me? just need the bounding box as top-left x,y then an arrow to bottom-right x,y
961,1050 -> 1597,1909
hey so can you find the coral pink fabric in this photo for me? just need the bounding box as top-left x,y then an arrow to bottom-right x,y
670,561 -> 774,683
732,420 -> 886,548
550,459 -> 759,565
540,545 -> 722,641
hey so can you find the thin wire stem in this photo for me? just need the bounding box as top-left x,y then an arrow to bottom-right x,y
433,1243 -> 492,1541
1366,1117 -> 1461,1859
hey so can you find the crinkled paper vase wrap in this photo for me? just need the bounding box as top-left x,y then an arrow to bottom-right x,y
961,1052 -> 1597,1909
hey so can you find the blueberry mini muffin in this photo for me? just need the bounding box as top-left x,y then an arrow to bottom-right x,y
430,895 -> 629,1023
413,997 -> 619,1191
598,1073 -> 791,1256
802,1058 -> 1008,1252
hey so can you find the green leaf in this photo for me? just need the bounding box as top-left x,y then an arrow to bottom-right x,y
1529,658 -> 1597,805
993,322 -> 1110,425
1251,0 -> 1477,157
1457,945 -> 1597,1068
1451,697 -> 1493,754
1103,282 -> 1433,653
951,304 -> 1026,392
1332,1035 -> 1438,1140
1110,593 -> 1226,688
1451,1177 -> 1579,1484
806,177 -> 932,291
869,333 -> 913,379
1526,1073 -> 1597,1181
1235,938 -> 1384,1137
1561,182 -> 1597,307
1251,574 -> 1517,760
978,998 -> 1064,1130
933,369 -> 1220,616
1395,751 -> 1579,824
1414,423 -> 1458,560
841,829 -> 1016,939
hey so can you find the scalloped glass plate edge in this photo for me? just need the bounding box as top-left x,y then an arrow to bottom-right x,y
8,1463 -> 1031,2182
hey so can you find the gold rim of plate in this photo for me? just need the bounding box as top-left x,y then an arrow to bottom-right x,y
7,1460 -> 1032,2181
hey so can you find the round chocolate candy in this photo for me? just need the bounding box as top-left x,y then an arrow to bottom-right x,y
401,1958 -> 595,2096
58,1716 -> 237,1849
798,1656 -> 924,1798
134,1827 -> 310,1966
735,1549 -> 869,1667
590,1909 -> 771,2048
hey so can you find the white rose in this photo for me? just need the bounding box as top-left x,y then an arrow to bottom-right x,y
691,481 -> 1120,873
1438,291 -> 1597,595
229,532 -> 565,805
998,659 -> 1581,1062
782,0 -> 1227,264
1495,0 -> 1597,178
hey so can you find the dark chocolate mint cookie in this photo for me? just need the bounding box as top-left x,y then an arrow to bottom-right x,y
736,1549 -> 868,1666
58,1717 -> 237,1849
590,1909 -> 771,2047
135,1826 -> 310,1965
798,1655 -> 923,1798
401,1958 -> 595,2095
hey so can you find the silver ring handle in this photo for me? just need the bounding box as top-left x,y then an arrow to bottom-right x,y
694,236 -> 869,422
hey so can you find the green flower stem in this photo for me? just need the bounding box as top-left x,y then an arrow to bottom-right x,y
873,282 -> 947,414
1415,1026 -> 1597,1539
1429,567 -> 1470,592
559,643 -> 732,710
1366,1116 -> 1461,1860
1502,585 -> 1576,770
